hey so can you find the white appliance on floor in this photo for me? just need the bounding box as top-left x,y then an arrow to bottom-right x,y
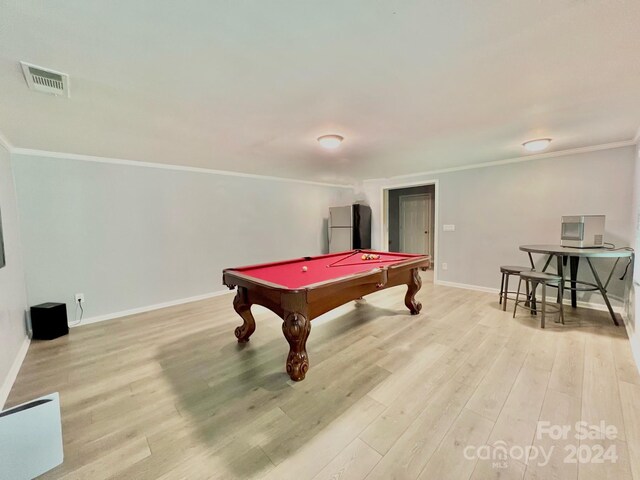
0,392 -> 63,479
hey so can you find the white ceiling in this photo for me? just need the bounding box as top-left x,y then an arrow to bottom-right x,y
1,1 -> 639,184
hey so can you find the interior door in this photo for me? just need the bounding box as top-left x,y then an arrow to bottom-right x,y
399,194 -> 432,257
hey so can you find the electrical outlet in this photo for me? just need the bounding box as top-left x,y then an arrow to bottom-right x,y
75,293 -> 85,304
442,263 -> 448,271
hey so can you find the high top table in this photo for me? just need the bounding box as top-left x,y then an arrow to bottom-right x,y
519,245 -> 633,325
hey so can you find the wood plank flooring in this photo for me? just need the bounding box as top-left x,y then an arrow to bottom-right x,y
7,273 -> 640,480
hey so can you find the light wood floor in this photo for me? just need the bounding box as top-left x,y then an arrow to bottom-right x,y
7,273 -> 640,480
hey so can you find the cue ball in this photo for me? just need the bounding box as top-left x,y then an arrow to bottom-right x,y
302,266 -> 308,272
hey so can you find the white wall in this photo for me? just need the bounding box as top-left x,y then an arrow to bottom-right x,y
361,145 -> 635,308
11,153 -> 353,322
0,144 -> 29,408
627,141 -> 640,371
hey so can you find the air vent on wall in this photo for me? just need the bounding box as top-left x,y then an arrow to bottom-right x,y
20,61 -> 70,97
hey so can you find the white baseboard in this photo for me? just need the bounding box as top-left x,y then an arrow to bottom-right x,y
435,280 -> 498,295
621,285 -> 640,376
434,279 -> 625,314
627,331 -> 640,378
72,289 -> 235,328
0,336 -> 31,410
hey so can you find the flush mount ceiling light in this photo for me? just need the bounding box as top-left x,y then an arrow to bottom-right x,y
317,134 -> 344,150
522,138 -> 552,152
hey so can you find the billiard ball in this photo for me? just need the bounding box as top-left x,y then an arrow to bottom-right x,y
302,266 -> 308,272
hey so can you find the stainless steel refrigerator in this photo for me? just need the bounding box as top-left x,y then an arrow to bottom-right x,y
328,204 -> 372,253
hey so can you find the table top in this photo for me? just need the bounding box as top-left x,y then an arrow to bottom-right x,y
519,244 -> 633,258
224,250 -> 429,289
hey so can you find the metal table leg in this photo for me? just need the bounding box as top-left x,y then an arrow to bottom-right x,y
556,255 -> 564,304
585,258 -> 619,326
530,281 -> 538,315
527,252 -> 535,270
570,256 -> 579,308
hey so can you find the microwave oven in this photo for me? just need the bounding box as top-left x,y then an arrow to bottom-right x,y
561,215 -> 605,248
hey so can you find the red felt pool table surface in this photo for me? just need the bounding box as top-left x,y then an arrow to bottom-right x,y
228,250 -> 425,289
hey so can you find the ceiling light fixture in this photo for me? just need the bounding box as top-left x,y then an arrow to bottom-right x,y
317,134 -> 344,150
522,138 -> 552,152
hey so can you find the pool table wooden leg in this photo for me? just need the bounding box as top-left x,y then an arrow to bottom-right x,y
282,311 -> 311,381
233,287 -> 256,343
405,268 -> 423,315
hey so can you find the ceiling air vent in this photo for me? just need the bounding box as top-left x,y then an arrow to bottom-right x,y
20,61 -> 70,97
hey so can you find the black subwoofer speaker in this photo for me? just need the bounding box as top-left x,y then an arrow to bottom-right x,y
30,303 -> 69,340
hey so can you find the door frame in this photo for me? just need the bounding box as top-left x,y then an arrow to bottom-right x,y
381,179 -> 439,281
399,192 -> 433,256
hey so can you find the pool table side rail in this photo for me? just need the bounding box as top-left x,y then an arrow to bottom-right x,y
222,254 -> 430,293
226,250 -> 425,273
303,256 -> 429,290
222,270 -> 291,291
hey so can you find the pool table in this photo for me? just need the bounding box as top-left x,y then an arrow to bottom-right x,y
222,250 -> 430,381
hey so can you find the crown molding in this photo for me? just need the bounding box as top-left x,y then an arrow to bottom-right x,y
363,139 -> 636,183
7,134 -> 638,186
11,147 -> 354,189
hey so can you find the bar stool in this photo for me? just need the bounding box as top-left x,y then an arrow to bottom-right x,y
513,271 -> 564,328
499,266 -> 533,311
